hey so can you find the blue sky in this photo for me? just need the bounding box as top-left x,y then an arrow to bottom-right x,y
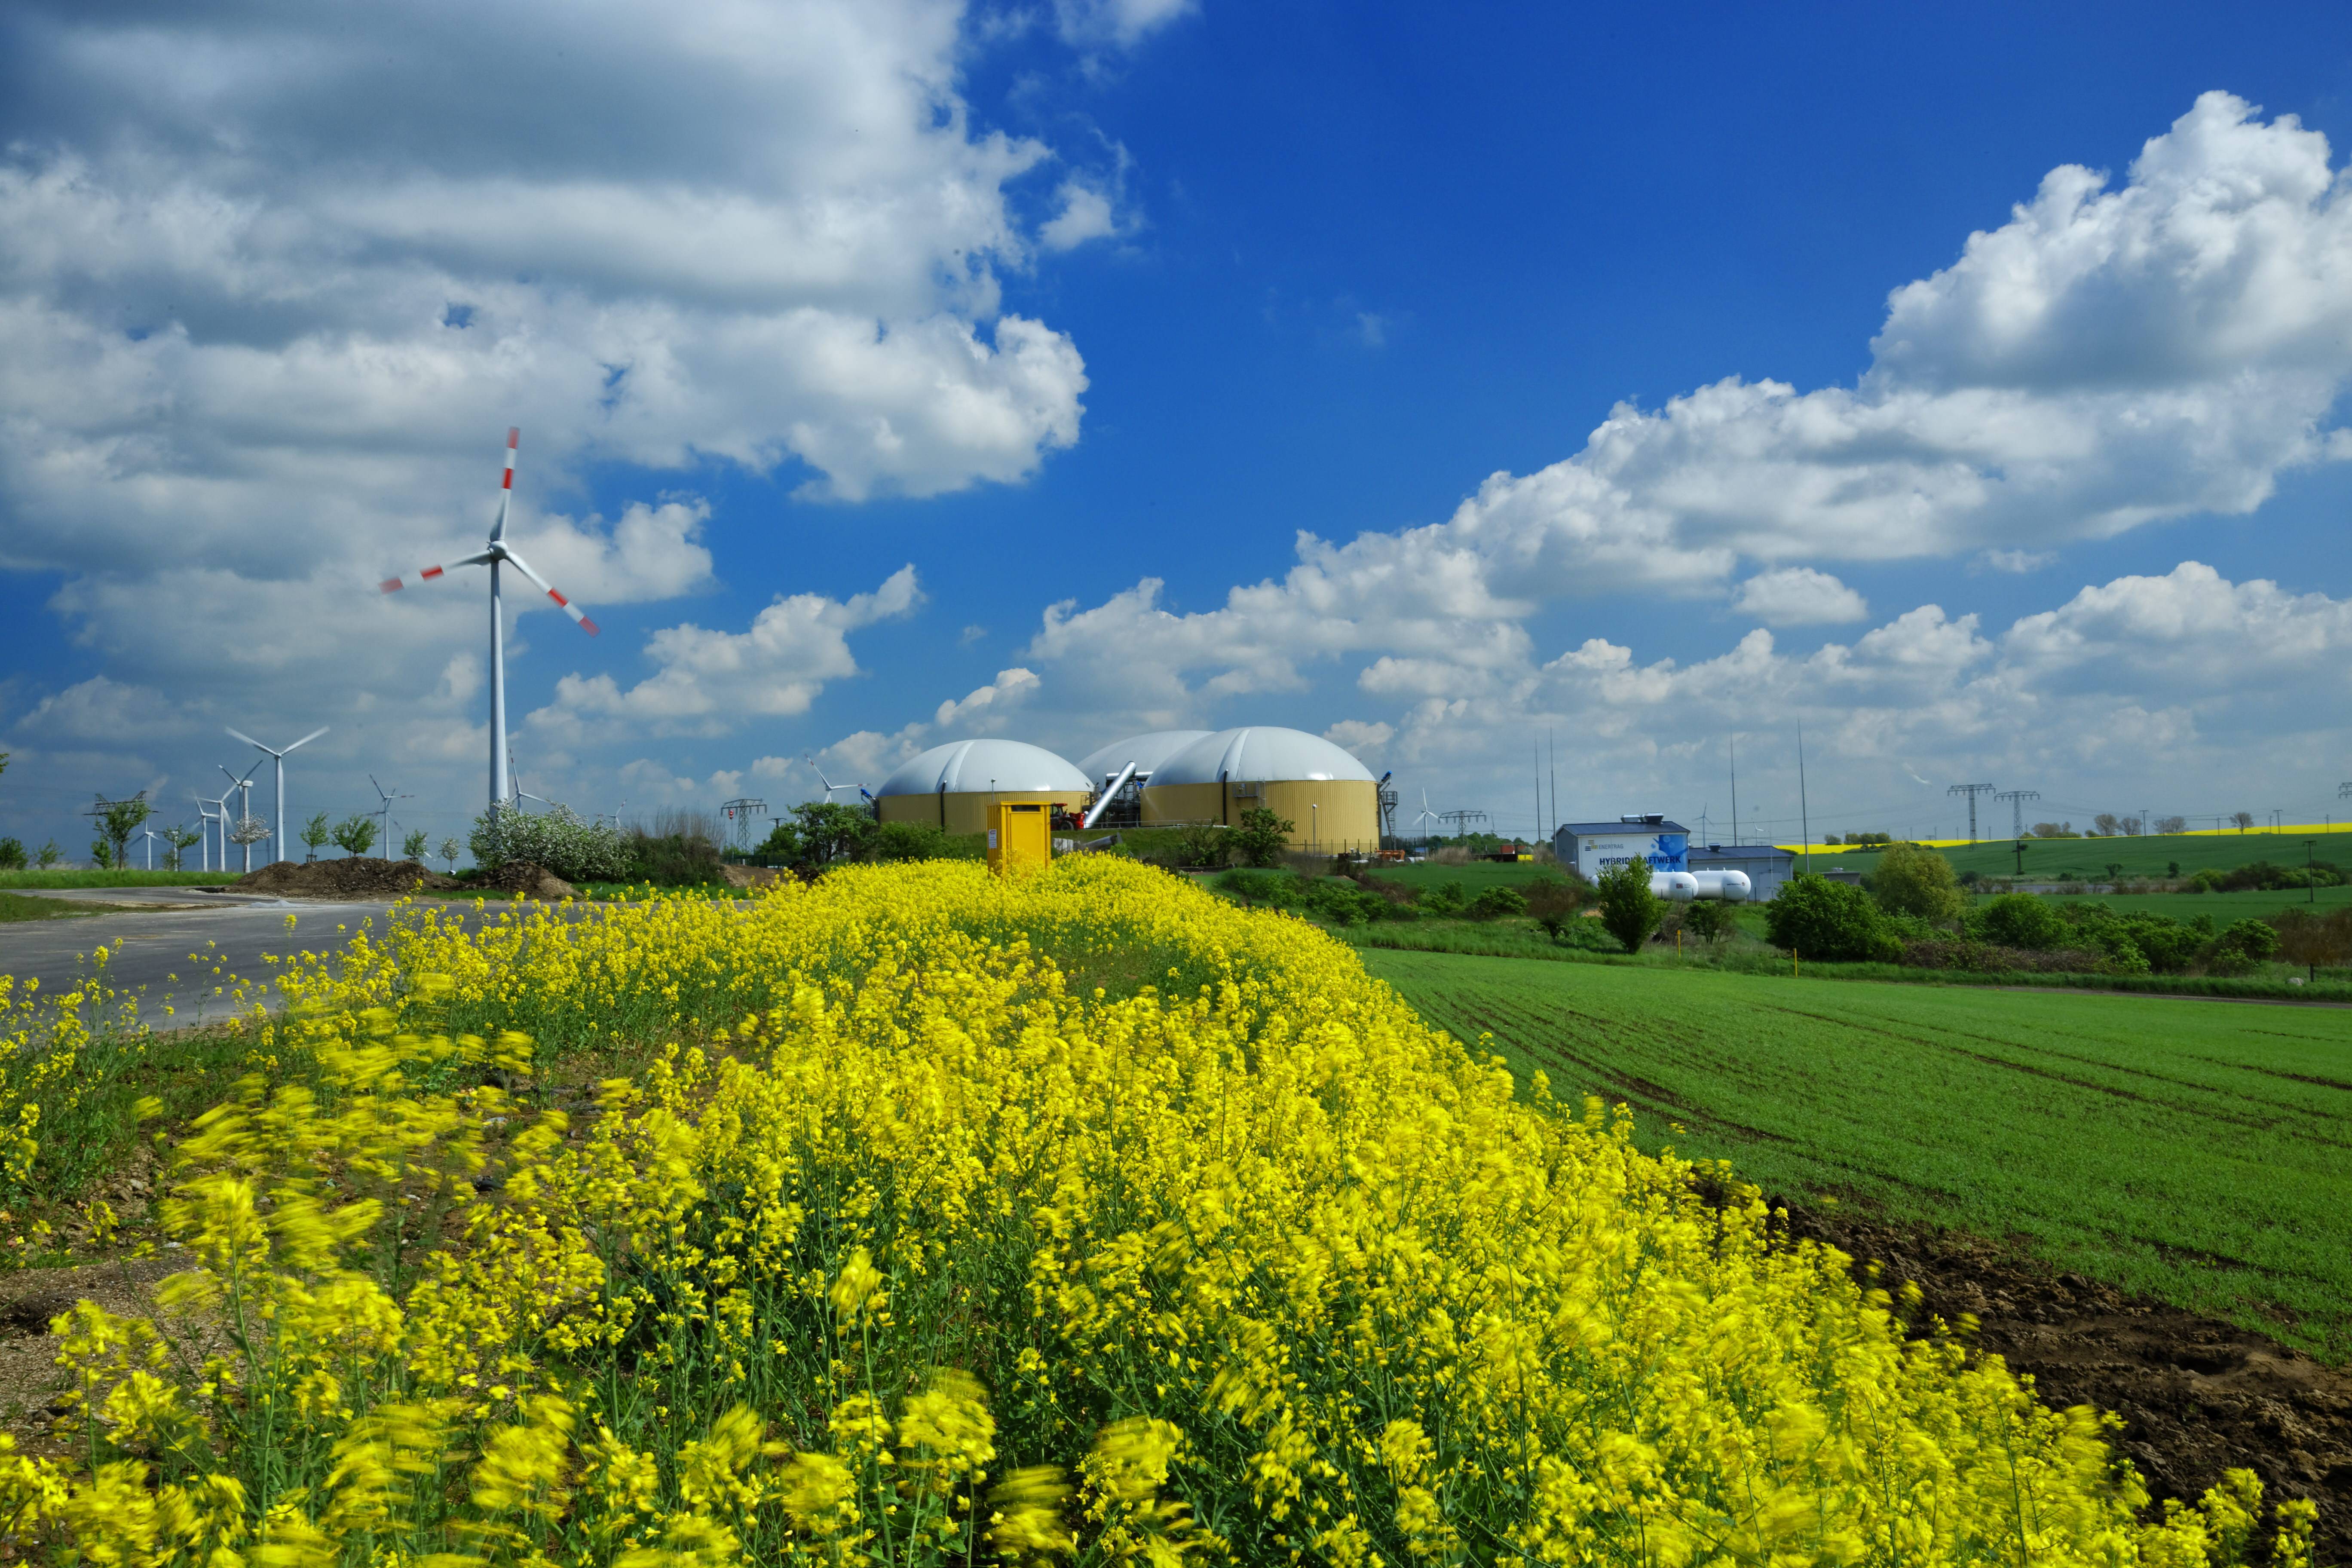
5,0 -> 2352,855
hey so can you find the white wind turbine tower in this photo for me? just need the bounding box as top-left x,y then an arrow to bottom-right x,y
1413,790 -> 1439,845
369,775 -> 411,854
193,787 -> 231,873
220,763 -> 265,873
381,428 -> 599,822
227,726 -> 329,867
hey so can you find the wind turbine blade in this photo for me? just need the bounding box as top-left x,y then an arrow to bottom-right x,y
285,727 -> 330,754
226,727 -> 270,754
381,550 -> 495,593
500,550 -> 599,634
490,426 -> 519,543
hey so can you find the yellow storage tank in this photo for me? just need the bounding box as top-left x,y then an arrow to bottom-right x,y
1138,727 -> 1381,851
874,739 -> 1092,836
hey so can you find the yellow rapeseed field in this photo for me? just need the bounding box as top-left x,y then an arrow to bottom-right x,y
0,858 -> 2317,1565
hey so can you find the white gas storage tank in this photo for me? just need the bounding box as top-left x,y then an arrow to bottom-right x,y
1648,871 -> 1699,902
1689,870 -> 1752,902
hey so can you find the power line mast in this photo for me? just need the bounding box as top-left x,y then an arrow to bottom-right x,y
1437,808 -> 1489,839
1994,788 -> 2040,839
719,798 -> 769,853
1947,782 -> 1995,844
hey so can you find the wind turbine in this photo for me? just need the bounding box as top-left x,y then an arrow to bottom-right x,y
369,775 -> 411,853
220,762 -> 263,873
227,727 -> 329,867
193,785 -> 235,873
380,428 -> 598,822
191,792 -> 217,873
807,758 -> 861,803
1412,790 -> 1438,845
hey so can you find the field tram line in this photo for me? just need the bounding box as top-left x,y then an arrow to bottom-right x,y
1931,1017 -> 2352,1113
2214,1058 -> 2352,1095
1427,1001 -> 1807,1150
1760,1001 -> 2246,1118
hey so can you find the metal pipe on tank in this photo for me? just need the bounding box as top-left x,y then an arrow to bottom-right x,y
1081,761 -> 1139,829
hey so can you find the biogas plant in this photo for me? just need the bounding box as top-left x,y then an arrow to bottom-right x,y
870,726 -> 1749,902
875,726 -> 1384,849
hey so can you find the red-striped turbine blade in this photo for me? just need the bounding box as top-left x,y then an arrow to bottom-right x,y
380,564 -> 448,593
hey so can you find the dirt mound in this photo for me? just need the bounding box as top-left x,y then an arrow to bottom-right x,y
232,857 -> 462,899
719,864 -> 785,891
1780,1204 -> 2352,1562
477,861 -> 577,900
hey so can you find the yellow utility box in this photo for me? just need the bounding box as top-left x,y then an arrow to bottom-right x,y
986,800 -> 1051,875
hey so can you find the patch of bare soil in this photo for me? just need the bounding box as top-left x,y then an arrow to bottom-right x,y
232,856 -> 463,899
1780,1204 -> 2352,1563
0,1254 -> 182,1449
476,861 -> 577,900
719,864 -> 784,891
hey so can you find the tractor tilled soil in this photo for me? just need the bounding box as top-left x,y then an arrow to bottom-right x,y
232,856 -> 463,897
1779,1204 -> 2352,1562
230,857 -> 577,900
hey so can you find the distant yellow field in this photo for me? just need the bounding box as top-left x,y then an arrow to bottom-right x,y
1776,821 -> 2348,853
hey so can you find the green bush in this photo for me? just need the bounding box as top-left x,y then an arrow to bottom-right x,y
873,820 -> 952,863
2207,918 -> 2282,976
1523,874 -> 1591,937
628,828 -> 723,885
1970,893 -> 2066,950
1421,881 -> 1469,916
1871,842 -> 1966,925
1766,874 -> 1898,963
1467,885 -> 1527,919
1232,807 -> 1293,868
1172,823 -> 1230,870
1594,857 -> 1666,955
0,838 -> 23,871
1681,898 -> 1732,944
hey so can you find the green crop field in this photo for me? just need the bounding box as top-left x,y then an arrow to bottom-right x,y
2015,886 -> 2352,919
1363,948 -> 2352,1361
1923,828 -> 2352,882
1367,858 -> 1557,893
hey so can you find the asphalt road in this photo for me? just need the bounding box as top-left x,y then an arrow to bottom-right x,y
0,887 -> 458,1017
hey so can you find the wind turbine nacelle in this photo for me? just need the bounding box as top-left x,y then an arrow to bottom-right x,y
1690,870 -> 1751,903
1648,871 -> 1698,902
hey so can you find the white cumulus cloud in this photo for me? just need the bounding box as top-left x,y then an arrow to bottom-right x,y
533,567 -> 923,741
1731,567 -> 1869,625
1025,92 -> 2352,741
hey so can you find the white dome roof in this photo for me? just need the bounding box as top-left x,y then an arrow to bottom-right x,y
1073,730 -> 1213,784
1147,727 -> 1378,787
877,739 -> 1090,798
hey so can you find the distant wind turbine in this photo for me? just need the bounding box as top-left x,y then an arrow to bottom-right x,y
369,774 -> 411,853
191,792 -> 218,873
380,428 -> 599,821
1413,789 -> 1438,842
219,761 -> 264,873
227,726 -> 328,867
807,758 -> 861,803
